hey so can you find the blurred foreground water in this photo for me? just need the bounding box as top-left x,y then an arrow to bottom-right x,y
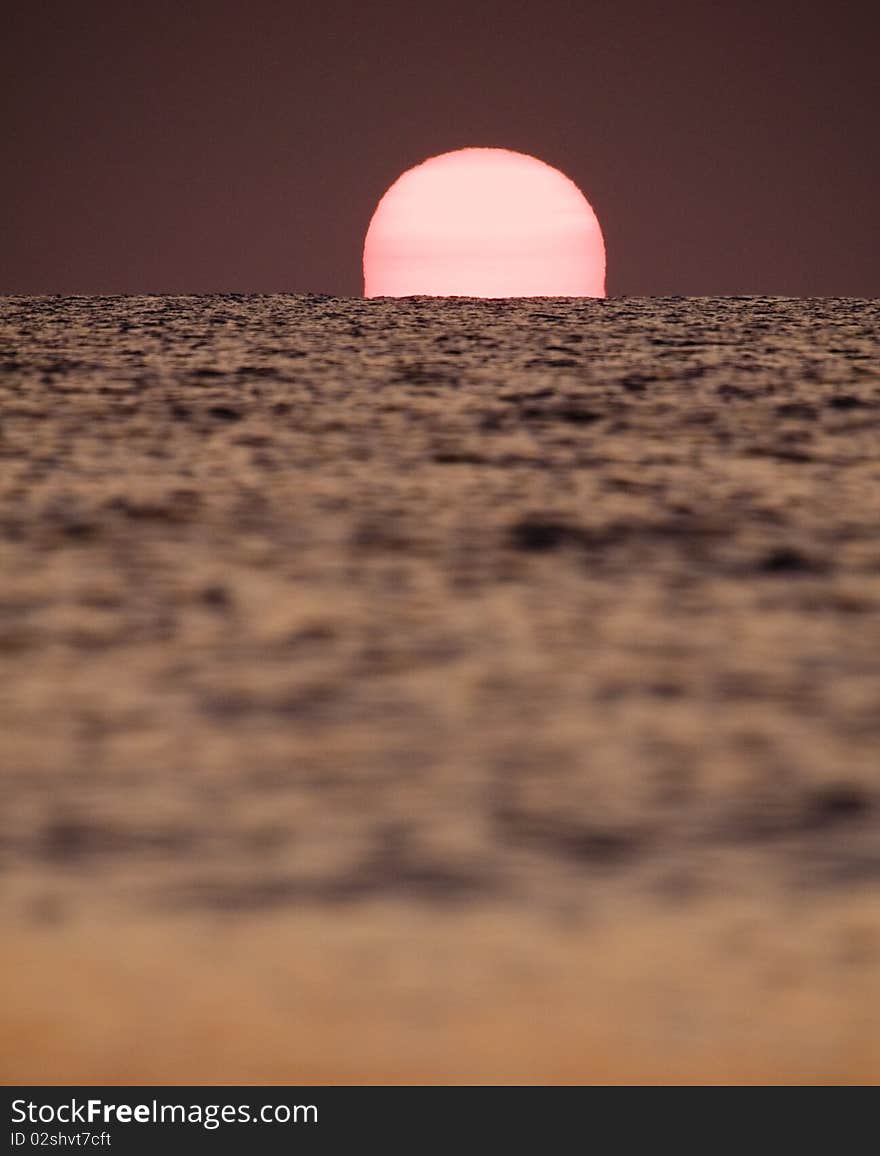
1,294 -> 879,1082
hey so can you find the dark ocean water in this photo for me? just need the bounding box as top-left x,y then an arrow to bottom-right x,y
1,294 -> 879,1081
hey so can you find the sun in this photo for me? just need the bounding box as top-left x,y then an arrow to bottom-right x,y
363,147 -> 605,298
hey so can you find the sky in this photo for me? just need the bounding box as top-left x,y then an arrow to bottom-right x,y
2,0 -> 878,296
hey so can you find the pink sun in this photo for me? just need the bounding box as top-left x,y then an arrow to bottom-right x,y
363,147 -> 606,298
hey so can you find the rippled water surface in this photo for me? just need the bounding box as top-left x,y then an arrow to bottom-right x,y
1,294 -> 878,1082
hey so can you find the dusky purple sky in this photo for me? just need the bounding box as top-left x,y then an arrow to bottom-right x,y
3,0 -> 878,296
